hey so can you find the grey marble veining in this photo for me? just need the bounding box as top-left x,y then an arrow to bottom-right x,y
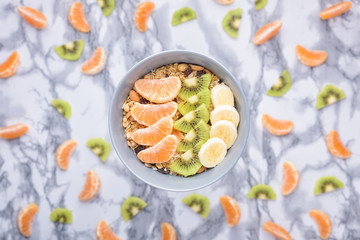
1,0 -> 360,239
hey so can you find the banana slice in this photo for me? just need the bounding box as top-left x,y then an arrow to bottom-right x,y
211,84 -> 234,107
210,120 -> 237,149
210,105 -> 240,127
199,137 -> 227,168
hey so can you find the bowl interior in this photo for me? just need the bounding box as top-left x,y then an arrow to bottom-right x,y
109,51 -> 249,191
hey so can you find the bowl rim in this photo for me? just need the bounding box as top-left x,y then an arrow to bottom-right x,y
108,50 -> 250,191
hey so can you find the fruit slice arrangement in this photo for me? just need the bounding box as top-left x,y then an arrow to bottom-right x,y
309,210 -> 332,239
247,184 -> 277,200
219,195 -> 241,226
0,123 -> 28,139
222,9 -> 243,39
121,196 -> 147,222
314,176 -> 344,195
317,85 -> 346,110
78,170 -> 101,201
54,40 -> 84,61
253,20 -> 282,45
97,0 -> 115,17
263,222 -> 292,240
182,194 -> 210,219
17,203 -> 38,237
326,130 -> 351,158
51,99 -> 72,119
50,208 -> 72,224
161,222 -> 177,240
18,6 -> 47,29
87,137 -> 111,162
266,70 -> 292,97
0,51 -> 21,79
96,220 -> 122,240
172,7 -> 197,26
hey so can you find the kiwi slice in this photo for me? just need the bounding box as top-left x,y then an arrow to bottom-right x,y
222,9 -> 242,39
182,193 -> 210,219
172,7 -> 197,26
178,74 -> 212,100
86,138 -> 111,162
314,176 -> 344,195
266,70 -> 292,97
51,99 -> 72,119
97,0 -> 115,17
177,120 -> 209,152
54,40 -> 84,61
255,0 -> 268,10
50,208 -> 72,224
316,84 -> 346,110
178,89 -> 211,115
174,104 -> 210,133
121,196 -> 147,222
247,184 -> 277,200
170,141 -> 204,176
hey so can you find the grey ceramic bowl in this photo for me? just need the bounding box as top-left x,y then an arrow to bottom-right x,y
109,50 -> 250,191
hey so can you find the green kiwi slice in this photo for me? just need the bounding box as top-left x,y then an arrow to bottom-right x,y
51,99 -> 72,119
182,193 -> 210,219
222,9 -> 243,39
97,0 -> 115,17
178,74 -> 212,100
121,196 -> 147,222
177,120 -> 209,152
247,184 -> 276,200
174,104 -> 210,133
54,40 -> 84,61
255,0 -> 268,10
266,70 -> 292,97
178,89 -> 210,115
316,84 -> 346,109
172,7 -> 197,26
314,176 -> 344,195
170,141 -> 204,176
50,208 -> 72,224
86,138 -> 111,162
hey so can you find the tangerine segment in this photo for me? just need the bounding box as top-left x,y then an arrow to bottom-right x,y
281,161 -> 300,196
0,123 -> 28,139
134,77 -> 181,103
131,102 -> 177,126
295,45 -> 328,67
0,51 -> 21,79
55,139 -> 77,170
96,220 -> 122,240
161,222 -> 177,240
17,203 -> 38,237
326,130 -> 351,159
262,114 -> 294,136
263,222 -> 292,240
172,129 -> 184,142
68,2 -> 90,33
253,20 -> 282,45
134,1 -> 155,32
219,195 -> 241,227
309,210 -> 332,240
132,116 -> 173,146
320,1 -> 352,20
137,135 -> 178,163
79,170 -> 101,201
17,6 -> 47,29
81,47 -> 106,75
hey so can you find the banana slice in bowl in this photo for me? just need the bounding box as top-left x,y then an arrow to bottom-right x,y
210,120 -> 237,149
199,137 -> 227,168
210,105 -> 240,127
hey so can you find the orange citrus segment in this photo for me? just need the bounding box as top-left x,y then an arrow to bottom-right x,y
320,1 -> 352,20
55,139 -> 77,170
262,114 -> 294,136
263,222 -> 292,240
96,220 -> 122,240
326,130 -> 351,159
161,222 -> 177,240
309,210 -> 332,240
253,20 -> 282,45
81,47 -> 106,75
134,77 -> 181,103
68,2 -> 90,33
219,195 -> 241,227
0,51 -> 21,79
0,123 -> 28,139
281,161 -> 300,196
17,203 -> 38,237
137,135 -> 178,163
295,45 -> 328,67
17,6 -> 47,29
131,102 -> 177,126
79,170 -> 101,201
132,116 -> 173,146
134,1 -> 155,32
172,129 -> 184,142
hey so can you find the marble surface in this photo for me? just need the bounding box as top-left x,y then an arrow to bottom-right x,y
1,0 -> 360,239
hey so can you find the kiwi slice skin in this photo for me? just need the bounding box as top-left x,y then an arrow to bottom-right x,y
54,39 -> 84,61
170,141 -> 204,176
314,176 -> 344,195
97,0 -> 115,17
172,7 -> 197,26
86,138 -> 111,162
121,196 -> 147,222
247,184 -> 277,200
255,0 -> 268,10
178,74 -> 212,100
222,9 -> 242,39
316,85 -> 346,110
178,89 -> 211,115
174,104 -> 210,133
51,99 -> 72,119
266,70 -> 292,97
177,120 -> 209,152
50,208 -> 72,224
182,193 -> 210,219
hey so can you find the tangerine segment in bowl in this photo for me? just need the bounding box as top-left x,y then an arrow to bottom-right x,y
253,20 -> 282,45
79,170 -> 101,201
295,45 -> 328,67
320,1 -> 352,20
0,123 -> 28,139
81,47 -> 106,75
17,6 -> 47,29
17,203 -> 38,237
137,135 -> 178,163
134,77 -> 181,103
262,114 -> 293,136
131,102 -> 177,127
68,1 -> 90,33
263,222 -> 292,240
55,139 -> 77,170
96,220 -> 122,240
309,210 -> 332,240
134,1 -> 155,32
281,161 -> 300,196
0,51 -> 21,79
326,130 -> 351,159
219,195 -> 241,226
161,222 -> 177,240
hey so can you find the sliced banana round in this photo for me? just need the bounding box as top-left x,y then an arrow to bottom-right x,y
210,105 -> 240,127
199,137 -> 227,168
210,120 -> 237,149
211,84 -> 234,107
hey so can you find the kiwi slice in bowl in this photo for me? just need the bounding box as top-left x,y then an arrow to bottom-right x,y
51,99 -> 72,119
172,7 -> 197,26
222,9 -> 243,39
316,84 -> 346,109
121,196 -> 147,222
177,120 -> 210,152
178,89 -> 210,115
314,176 -> 344,195
247,184 -> 276,200
54,40 -> 84,61
266,70 -> 292,97
97,0 -> 115,17
50,208 -> 72,224
170,141 -> 204,176
182,193 -> 210,219
86,138 -> 111,162
174,104 -> 210,133
178,74 -> 212,100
